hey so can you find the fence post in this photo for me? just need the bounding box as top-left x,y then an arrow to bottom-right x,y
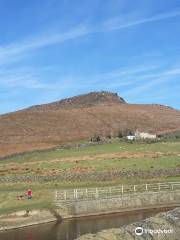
74,189 -> 78,199
134,185 -> 136,193
158,183 -> 161,191
171,184 -> 174,191
145,184 -> 148,191
122,185 -> 124,195
85,188 -> 88,197
64,190 -> 67,200
55,191 -> 58,201
109,187 -> 112,196
96,188 -> 99,198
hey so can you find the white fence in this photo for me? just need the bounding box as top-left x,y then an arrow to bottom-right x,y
54,181 -> 180,202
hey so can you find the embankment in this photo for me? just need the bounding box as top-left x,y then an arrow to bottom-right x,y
56,191 -> 180,218
1,190 -> 180,231
0,210 -> 56,231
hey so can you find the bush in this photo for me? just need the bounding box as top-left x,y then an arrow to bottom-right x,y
107,134 -> 112,139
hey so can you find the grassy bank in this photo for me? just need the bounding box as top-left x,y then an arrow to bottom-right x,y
1,175 -> 180,215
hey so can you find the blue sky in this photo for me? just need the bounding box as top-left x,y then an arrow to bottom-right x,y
0,0 -> 180,114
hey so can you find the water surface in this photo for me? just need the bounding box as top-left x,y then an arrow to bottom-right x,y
0,207 -> 173,240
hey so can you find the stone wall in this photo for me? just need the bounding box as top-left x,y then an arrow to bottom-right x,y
58,191 -> 180,218
0,168 -> 180,183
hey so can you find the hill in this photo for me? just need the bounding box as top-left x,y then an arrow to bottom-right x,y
27,91 -> 126,110
0,91 -> 180,158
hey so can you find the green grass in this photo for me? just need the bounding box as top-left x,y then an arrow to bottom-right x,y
1,141 -> 180,164
0,189 -> 52,215
34,155 -> 177,172
0,141 -> 180,177
1,142 -> 180,176
1,175 -> 180,215
0,140 -> 180,215
0,150 -> 180,176
78,156 -> 180,171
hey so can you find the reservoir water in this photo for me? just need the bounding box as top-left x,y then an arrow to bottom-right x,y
0,207 -> 173,240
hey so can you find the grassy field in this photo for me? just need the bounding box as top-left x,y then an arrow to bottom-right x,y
0,140 -> 180,214
1,141 -> 180,176
2,140 -> 180,163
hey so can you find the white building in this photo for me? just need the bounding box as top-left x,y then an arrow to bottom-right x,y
127,135 -> 135,140
135,130 -> 156,139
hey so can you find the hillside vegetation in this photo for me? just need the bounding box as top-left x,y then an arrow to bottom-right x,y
0,91 -> 180,158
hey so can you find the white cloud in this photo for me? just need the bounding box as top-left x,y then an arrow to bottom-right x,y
122,66 -> 180,97
99,10 -> 180,31
0,24 -> 90,65
0,63 -> 158,91
1,10 -> 180,65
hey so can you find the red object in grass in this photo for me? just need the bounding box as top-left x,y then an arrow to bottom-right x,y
27,189 -> 32,198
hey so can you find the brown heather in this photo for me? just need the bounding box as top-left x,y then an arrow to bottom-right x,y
0,91 -> 180,157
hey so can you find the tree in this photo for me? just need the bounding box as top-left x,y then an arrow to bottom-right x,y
91,134 -> 101,142
118,131 -> 123,138
96,135 -> 101,142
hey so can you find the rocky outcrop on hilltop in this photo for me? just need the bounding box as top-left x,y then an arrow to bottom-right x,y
27,91 -> 126,111
76,207 -> 180,240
